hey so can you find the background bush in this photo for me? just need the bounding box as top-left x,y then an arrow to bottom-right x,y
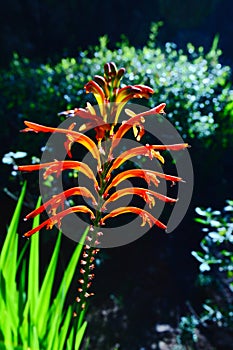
1,23 -> 232,209
1,23 -> 233,152
178,201 -> 233,349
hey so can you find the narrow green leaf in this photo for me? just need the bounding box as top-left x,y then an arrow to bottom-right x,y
16,239 -> 30,271
0,182 -> 27,281
77,308 -> 86,331
0,183 -> 27,346
46,311 -> 60,350
34,232 -> 62,337
194,218 -> 209,225
53,228 -> 88,311
19,301 -> 30,345
75,321 -> 87,350
30,325 -> 40,350
28,197 -> 41,322
0,303 -> 13,349
66,328 -> 74,350
58,307 -> 73,350
18,260 -> 27,338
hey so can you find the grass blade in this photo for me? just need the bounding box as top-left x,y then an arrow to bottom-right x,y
58,307 -> 73,350
75,321 -> 88,349
53,227 -> 88,311
28,197 -> 41,323
34,232 -> 62,337
0,182 -> 27,280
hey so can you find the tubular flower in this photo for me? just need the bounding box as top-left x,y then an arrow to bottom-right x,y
103,169 -> 184,198
18,160 -> 99,191
100,207 -> 167,230
110,103 -> 166,151
19,62 -> 189,310
105,143 -> 189,181
23,206 -> 95,238
24,187 -> 97,221
21,121 -> 101,168
101,187 -> 177,211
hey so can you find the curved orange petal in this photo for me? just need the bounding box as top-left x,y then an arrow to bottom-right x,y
115,85 -> 154,104
110,103 -> 167,152
18,160 -> 99,191
100,206 -> 166,230
25,187 -> 97,220
84,81 -> 105,116
115,86 -> 142,103
94,75 -> 110,97
23,205 -> 95,237
21,121 -> 101,169
127,102 -> 166,116
106,145 -> 165,180
70,108 -> 104,124
134,85 -> 154,97
103,168 -> 183,197
102,187 -> 177,210
110,119 -> 145,153
106,143 -> 189,180
114,67 -> 125,88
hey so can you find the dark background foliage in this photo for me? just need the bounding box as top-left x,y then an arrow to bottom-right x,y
0,1 -> 233,349
1,0 -> 233,68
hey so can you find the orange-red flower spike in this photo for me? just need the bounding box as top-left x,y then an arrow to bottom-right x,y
100,206 -> 166,230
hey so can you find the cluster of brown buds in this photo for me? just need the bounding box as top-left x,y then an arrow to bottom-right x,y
75,228 -> 103,311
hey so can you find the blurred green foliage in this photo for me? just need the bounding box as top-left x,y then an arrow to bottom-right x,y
178,201 -> 233,348
1,23 -> 233,159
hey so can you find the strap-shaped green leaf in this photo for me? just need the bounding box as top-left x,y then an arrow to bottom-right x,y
34,232 -> 62,337
75,321 -> 88,349
28,197 -> 41,323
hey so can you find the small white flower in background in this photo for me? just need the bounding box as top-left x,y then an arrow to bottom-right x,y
2,151 -> 27,176
2,151 -> 27,164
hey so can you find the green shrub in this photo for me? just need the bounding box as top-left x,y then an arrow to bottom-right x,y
178,201 -> 233,347
1,22 -> 233,159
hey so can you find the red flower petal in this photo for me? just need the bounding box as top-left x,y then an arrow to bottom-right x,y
102,187 -> 177,210
100,206 -> 166,230
106,143 -> 189,180
110,103 -> 167,151
25,187 -> 97,220
103,168 -> 183,197
106,145 -> 165,180
23,205 -> 96,237
84,81 -> 105,116
18,160 -> 99,191
21,121 -> 101,169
